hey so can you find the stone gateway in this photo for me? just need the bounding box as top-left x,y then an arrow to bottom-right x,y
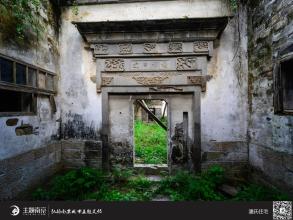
0,0 -> 292,199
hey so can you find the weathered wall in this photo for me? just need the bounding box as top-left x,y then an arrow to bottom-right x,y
61,140 -> 102,169
247,0 -> 293,194
0,1 -> 61,198
59,0 -> 249,170
59,12 -> 101,141
201,4 -> 248,173
0,1 -> 60,160
0,142 -> 62,199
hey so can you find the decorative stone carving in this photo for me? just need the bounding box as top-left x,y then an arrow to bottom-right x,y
104,59 -> 125,72
102,77 -> 114,86
91,44 -> 108,55
149,86 -> 183,92
143,43 -> 157,53
119,44 -> 133,54
132,76 -> 169,85
168,42 -> 183,53
188,75 -> 212,92
176,57 -> 197,70
193,41 -> 209,52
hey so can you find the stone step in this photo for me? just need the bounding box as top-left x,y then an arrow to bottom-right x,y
145,175 -> 163,182
152,195 -> 171,201
134,164 -> 169,175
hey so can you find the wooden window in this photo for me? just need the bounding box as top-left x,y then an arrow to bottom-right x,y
0,54 -> 56,116
16,63 -> 27,85
0,57 -> 13,83
28,67 -> 37,87
274,57 -> 293,114
0,89 -> 36,115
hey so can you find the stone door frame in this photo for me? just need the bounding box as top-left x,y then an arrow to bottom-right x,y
100,87 -> 201,172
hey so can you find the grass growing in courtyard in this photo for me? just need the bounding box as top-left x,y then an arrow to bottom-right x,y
32,166 -> 290,201
134,120 -> 167,164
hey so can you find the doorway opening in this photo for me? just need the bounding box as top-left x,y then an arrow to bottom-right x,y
133,99 -> 168,166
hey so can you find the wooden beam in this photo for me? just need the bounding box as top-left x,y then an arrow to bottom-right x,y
136,100 -> 167,131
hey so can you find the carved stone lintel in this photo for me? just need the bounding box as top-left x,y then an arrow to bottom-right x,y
102,77 -> 114,86
188,75 -> 212,92
194,41 -> 209,52
105,59 -> 125,72
143,43 -> 157,53
149,86 -> 183,92
91,44 -> 108,55
132,76 -> 169,86
168,42 -> 183,53
176,57 -> 197,70
119,44 -> 133,54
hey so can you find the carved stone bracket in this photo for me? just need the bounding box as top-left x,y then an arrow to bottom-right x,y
104,59 -> 125,71
188,75 -> 212,92
102,77 -> 114,86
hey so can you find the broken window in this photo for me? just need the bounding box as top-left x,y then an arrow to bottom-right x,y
275,57 -> 293,114
0,89 -> 35,114
0,54 -> 56,116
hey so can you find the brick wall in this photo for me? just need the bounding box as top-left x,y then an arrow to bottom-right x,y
247,0 -> 293,195
0,142 -> 62,199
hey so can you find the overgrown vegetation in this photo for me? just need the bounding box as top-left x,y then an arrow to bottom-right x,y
157,166 -> 226,201
229,0 -> 238,12
0,0 -> 44,43
32,166 -> 289,201
234,184 -> 288,201
134,120 -> 167,164
33,167 -> 155,201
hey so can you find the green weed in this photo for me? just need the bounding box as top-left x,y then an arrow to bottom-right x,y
32,166 -> 289,202
134,120 -> 167,164
157,166 -> 226,201
234,184 -> 289,201
32,167 -> 107,200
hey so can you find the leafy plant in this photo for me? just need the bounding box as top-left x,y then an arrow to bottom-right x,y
157,165 -> 288,201
32,167 -> 107,200
111,167 -> 134,184
72,0 -> 79,16
134,120 -> 167,164
157,166 -> 226,201
97,189 -> 147,201
229,0 -> 238,12
0,0 -> 44,43
234,184 -> 289,201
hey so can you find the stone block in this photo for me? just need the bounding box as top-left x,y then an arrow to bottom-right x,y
85,140 -> 102,151
63,149 -> 82,160
61,140 -> 85,151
